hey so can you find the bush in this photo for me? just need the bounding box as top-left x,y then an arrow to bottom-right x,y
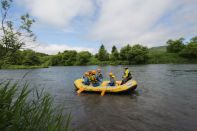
120,44 -> 131,61
76,51 -> 92,65
0,81 -> 71,131
166,38 -> 185,53
62,50 -> 77,66
88,57 -> 100,65
128,44 -> 148,64
50,54 -> 62,66
23,50 -> 41,66
180,42 -> 197,58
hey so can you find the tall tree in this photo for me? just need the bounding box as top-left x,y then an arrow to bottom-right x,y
190,36 -> 197,43
128,44 -> 149,64
120,44 -> 131,61
0,0 -> 36,59
110,45 -> 119,61
111,45 -> 117,53
97,44 -> 109,61
166,38 -> 185,53
180,36 -> 197,58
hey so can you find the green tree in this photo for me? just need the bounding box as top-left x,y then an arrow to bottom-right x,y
0,0 -> 35,64
0,45 -> 6,59
76,51 -> 92,65
128,44 -> 149,64
120,44 -> 131,61
180,36 -> 197,58
50,54 -> 62,66
190,36 -> 197,43
3,51 -> 23,65
110,45 -> 119,61
97,44 -> 109,61
166,38 -> 185,53
23,50 -> 41,65
62,50 -> 77,65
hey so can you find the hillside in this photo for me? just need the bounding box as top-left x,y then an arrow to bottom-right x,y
149,46 -> 166,52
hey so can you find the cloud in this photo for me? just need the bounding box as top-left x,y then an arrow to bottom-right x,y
16,0 -> 197,49
17,0 -> 94,27
89,0 -> 197,47
24,41 -> 94,55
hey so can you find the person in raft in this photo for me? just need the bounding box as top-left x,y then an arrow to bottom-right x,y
108,72 -> 116,86
121,67 -> 132,85
96,68 -> 103,82
83,72 -> 90,85
90,70 -> 100,87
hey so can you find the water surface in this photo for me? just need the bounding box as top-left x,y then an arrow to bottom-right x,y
0,64 -> 197,131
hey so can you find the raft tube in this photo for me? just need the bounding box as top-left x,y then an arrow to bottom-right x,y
74,79 -> 137,95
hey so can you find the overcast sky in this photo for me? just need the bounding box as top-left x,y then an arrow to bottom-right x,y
12,0 -> 197,54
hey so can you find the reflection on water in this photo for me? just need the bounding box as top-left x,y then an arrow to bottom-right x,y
0,64 -> 197,131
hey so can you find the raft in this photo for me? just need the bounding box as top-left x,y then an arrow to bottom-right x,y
74,79 -> 137,96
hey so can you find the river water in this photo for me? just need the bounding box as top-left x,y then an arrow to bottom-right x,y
0,64 -> 197,131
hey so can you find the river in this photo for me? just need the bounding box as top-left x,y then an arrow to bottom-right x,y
0,64 -> 197,131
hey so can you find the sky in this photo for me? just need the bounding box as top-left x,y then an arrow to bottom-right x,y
9,0 -> 197,54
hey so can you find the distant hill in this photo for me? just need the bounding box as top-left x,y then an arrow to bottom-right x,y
149,46 -> 166,52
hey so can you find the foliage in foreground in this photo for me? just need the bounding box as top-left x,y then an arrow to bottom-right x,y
0,82 -> 71,131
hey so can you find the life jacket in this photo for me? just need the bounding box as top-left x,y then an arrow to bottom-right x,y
97,73 -> 103,79
124,69 -> 132,79
90,75 -> 97,83
110,75 -> 116,83
128,71 -> 132,78
83,76 -> 90,84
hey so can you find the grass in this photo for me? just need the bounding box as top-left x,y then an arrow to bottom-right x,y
0,81 -> 71,131
0,64 -> 49,69
148,51 -> 197,64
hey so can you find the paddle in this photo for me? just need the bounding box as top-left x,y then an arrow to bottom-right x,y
101,89 -> 106,96
77,86 -> 85,95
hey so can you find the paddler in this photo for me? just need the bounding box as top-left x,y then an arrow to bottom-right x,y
83,72 -> 90,85
121,67 -> 132,85
108,72 -> 116,86
90,70 -> 100,87
96,68 -> 103,82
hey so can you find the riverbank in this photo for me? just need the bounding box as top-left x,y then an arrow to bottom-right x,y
1,45 -> 197,70
148,52 -> 197,64
1,58 -> 197,70
0,64 -> 49,69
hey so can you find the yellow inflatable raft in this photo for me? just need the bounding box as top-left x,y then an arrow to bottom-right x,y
74,79 -> 137,96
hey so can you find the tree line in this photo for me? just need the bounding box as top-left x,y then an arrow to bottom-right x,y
48,36 -> 197,66
1,32 -> 197,68
166,37 -> 197,58
49,44 -> 149,66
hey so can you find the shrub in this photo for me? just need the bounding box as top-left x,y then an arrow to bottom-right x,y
166,38 -> 185,53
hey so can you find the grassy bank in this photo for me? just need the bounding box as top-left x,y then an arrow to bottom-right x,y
148,52 -> 197,64
148,46 -> 197,64
0,81 -> 71,131
0,64 -> 49,69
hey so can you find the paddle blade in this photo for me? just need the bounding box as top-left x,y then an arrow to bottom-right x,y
101,90 -> 106,96
77,88 -> 84,95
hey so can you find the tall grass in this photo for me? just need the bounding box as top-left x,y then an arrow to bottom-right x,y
0,81 -> 71,131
